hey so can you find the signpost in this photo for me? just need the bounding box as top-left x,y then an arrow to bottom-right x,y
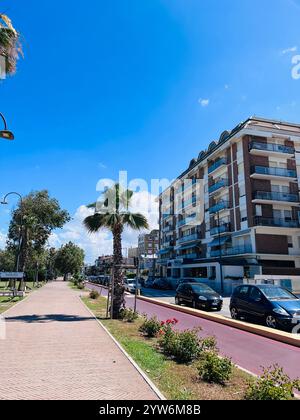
0,272 -> 24,279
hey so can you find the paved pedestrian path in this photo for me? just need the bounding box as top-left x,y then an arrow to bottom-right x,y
0,282 -> 158,400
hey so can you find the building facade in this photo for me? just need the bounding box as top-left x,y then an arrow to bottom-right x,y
138,230 -> 159,257
158,117 -> 300,293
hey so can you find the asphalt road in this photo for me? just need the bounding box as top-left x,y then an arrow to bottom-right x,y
141,287 -> 232,318
86,282 -> 300,379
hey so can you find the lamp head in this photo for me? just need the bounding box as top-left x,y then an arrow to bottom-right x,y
0,130 -> 14,141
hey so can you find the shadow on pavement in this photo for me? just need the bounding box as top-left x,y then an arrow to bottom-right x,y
4,314 -> 95,323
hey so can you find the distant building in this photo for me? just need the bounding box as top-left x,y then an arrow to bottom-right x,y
138,230 -> 159,257
128,247 -> 139,258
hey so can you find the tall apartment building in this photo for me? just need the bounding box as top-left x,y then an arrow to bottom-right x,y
158,117 -> 300,292
138,230 -> 159,257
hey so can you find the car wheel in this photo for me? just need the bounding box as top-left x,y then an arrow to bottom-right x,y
230,307 -> 240,320
265,314 -> 277,329
175,297 -> 180,306
192,300 -> 198,309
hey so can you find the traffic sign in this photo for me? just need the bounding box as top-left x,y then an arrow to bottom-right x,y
0,272 -> 24,279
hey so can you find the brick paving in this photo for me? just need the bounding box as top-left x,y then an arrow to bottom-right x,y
0,282 -> 159,400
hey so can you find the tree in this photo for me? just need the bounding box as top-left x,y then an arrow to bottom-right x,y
0,248 -> 15,272
83,184 -> 149,318
54,242 -> 85,281
0,14 -> 23,76
7,190 -> 70,290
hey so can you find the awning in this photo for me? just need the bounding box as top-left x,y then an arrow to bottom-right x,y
209,236 -> 231,247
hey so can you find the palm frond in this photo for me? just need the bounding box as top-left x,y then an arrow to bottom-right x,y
83,213 -> 108,233
122,212 -> 149,231
0,14 -> 23,75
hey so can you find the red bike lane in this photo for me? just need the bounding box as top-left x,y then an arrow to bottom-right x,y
87,283 -> 300,379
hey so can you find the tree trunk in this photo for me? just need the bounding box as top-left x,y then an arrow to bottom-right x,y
18,227 -> 27,291
112,224 -> 125,319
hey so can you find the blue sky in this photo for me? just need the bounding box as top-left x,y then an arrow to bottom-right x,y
1,0 -> 300,261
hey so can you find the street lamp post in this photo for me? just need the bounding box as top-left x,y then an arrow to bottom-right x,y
1,192 -> 23,272
0,112 -> 14,141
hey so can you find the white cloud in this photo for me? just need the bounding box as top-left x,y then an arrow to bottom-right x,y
49,191 -> 159,264
281,46 -> 298,55
198,98 -> 209,107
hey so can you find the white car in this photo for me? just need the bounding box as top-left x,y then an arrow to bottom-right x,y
124,278 -> 141,294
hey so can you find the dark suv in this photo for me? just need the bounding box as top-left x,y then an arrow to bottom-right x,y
230,284 -> 300,331
176,283 -> 223,311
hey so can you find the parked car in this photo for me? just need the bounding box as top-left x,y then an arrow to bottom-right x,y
177,278 -> 207,286
144,278 -> 155,288
230,284 -> 300,331
124,278 -> 142,294
175,282 -> 223,311
153,278 -> 171,290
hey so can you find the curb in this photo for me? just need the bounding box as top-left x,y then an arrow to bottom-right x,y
137,295 -> 300,348
78,296 -> 166,401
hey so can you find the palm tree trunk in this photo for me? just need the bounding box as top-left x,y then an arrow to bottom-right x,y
112,224 -> 125,318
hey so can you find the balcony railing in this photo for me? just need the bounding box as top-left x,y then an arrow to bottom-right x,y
210,223 -> 231,236
253,191 -> 299,203
162,212 -> 174,220
249,141 -> 294,155
209,179 -> 228,194
162,225 -> 173,233
177,214 -> 197,227
254,216 -> 300,228
210,245 -> 252,257
251,166 -> 297,178
208,157 -> 227,174
209,200 -> 230,214
175,178 -> 197,196
177,253 -> 199,260
177,233 -> 201,244
182,196 -> 197,209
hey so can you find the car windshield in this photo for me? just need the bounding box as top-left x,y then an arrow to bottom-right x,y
260,286 -> 296,300
190,284 -> 215,294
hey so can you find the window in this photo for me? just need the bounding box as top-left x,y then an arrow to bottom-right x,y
250,287 -> 263,301
288,236 -> 293,248
255,205 -> 262,217
239,183 -> 246,196
273,209 -> 281,219
240,209 -> 247,222
284,210 -> 292,221
238,286 -> 249,298
298,237 -> 300,249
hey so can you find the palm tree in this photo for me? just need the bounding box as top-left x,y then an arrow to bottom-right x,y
0,14 -> 23,75
83,184 -> 149,318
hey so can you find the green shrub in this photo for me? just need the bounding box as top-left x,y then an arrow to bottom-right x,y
245,365 -> 300,400
139,316 -> 161,338
200,336 -> 218,352
197,351 -> 233,385
159,322 -> 202,364
77,282 -> 84,290
119,308 -> 139,323
89,290 -> 100,300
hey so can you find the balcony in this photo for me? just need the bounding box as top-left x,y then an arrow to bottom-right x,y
253,191 -> 299,203
209,179 -> 228,195
175,178 -> 197,196
182,196 -> 197,209
210,245 -> 252,258
177,214 -> 197,227
251,166 -> 297,179
162,212 -> 174,220
254,216 -> 300,228
176,253 -> 199,261
208,157 -> 227,174
177,232 -> 201,244
210,223 -> 231,236
249,141 -> 295,156
162,225 -> 173,233
209,200 -> 230,214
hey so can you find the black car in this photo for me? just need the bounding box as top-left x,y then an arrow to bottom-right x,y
177,278 -> 207,286
230,284 -> 300,331
175,282 -> 223,311
153,278 -> 170,290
